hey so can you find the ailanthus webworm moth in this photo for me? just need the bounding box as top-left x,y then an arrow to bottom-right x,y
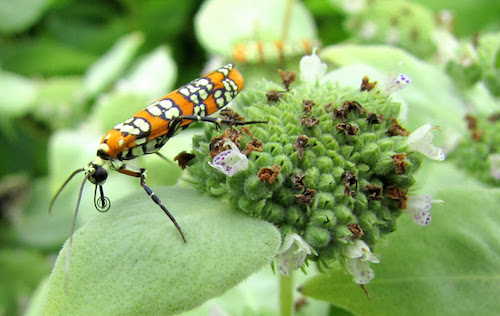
50,63 -> 265,246
232,39 -> 313,63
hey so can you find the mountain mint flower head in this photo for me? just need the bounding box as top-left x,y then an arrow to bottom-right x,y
406,124 -> 446,161
186,56 -> 444,285
449,113 -> 500,186
343,240 -> 380,284
299,50 -> 327,83
343,1 -> 438,58
208,140 -> 249,176
276,233 -> 316,276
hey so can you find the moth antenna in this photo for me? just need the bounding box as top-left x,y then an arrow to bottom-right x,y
64,173 -> 88,294
49,168 -> 85,214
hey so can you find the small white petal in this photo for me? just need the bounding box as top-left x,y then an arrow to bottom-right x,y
299,52 -> 327,83
345,258 -> 376,284
208,140 -> 248,176
405,194 -> 442,226
343,240 -> 379,263
276,233 -> 315,276
359,20 -> 378,39
406,124 -> 446,161
385,28 -> 401,44
489,154 -> 500,180
342,0 -> 366,13
384,73 -> 412,94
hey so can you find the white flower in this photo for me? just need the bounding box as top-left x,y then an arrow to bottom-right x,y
359,20 -> 378,39
405,194 -> 443,226
406,124 -> 446,161
384,73 -> 412,94
276,233 -> 315,276
489,154 -> 500,180
341,0 -> 367,13
208,140 -> 248,176
385,28 -> 401,44
299,50 -> 327,83
343,240 -> 380,284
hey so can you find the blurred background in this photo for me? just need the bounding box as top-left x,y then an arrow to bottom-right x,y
0,0 -> 498,315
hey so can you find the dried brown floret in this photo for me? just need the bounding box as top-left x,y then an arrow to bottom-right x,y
291,173 -> 307,191
333,107 -> 349,121
294,188 -> 316,204
342,171 -> 358,197
258,164 -> 281,184
335,123 -> 359,136
278,69 -> 296,90
363,184 -> 383,200
302,100 -> 316,114
367,112 -> 384,124
360,76 -> 378,92
348,223 -> 364,239
301,116 -> 320,127
174,151 -> 195,169
488,112 -> 500,122
295,135 -> 309,159
387,117 -> 410,136
242,137 -> 264,155
266,90 -> 285,103
219,109 -> 245,122
464,114 -> 477,130
209,136 -> 229,157
342,100 -> 366,115
471,129 -> 484,142
391,153 -> 408,174
386,185 -> 408,209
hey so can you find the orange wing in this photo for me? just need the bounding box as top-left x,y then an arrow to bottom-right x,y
98,64 -> 243,160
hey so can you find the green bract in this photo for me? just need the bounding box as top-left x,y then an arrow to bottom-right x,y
188,77 -> 425,265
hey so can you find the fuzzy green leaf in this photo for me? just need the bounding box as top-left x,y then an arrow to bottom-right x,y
82,32 -> 144,99
195,0 -> 317,58
0,71 -> 37,117
116,45 -> 177,99
300,184 -> 500,315
40,187 -> 281,315
0,0 -> 49,33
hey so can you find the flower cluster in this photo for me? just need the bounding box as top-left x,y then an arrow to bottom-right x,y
449,112 -> 500,186
186,54 -> 444,284
341,0 -> 438,58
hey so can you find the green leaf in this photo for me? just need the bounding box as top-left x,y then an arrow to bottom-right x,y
0,0 -> 50,34
0,71 -> 37,117
82,32 -> 144,99
32,76 -> 85,129
116,45 -> 177,99
88,45 -> 177,131
40,187 -> 281,315
0,249 -> 51,316
0,38 -> 98,76
195,0 -> 317,58
179,268 -> 330,316
300,185 -> 500,315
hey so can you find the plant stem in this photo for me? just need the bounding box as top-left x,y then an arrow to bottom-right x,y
279,271 -> 294,316
281,0 -> 294,43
